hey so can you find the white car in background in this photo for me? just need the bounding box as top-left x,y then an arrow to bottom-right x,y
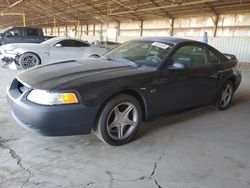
0,37 -> 108,69
92,40 -> 121,50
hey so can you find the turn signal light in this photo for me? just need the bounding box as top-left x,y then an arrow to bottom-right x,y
61,93 -> 79,104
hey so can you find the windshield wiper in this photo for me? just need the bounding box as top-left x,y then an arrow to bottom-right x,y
104,56 -> 139,67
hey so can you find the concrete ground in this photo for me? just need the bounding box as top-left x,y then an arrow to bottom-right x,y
0,64 -> 250,188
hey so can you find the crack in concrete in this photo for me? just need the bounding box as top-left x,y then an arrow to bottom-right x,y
85,132 -> 175,188
151,162 -> 162,188
154,178 -> 162,188
149,152 -> 165,187
84,175 -> 149,188
0,137 -> 31,188
84,169 -> 159,188
0,130 -> 174,188
28,181 -> 68,188
105,171 -> 113,188
149,132 -> 175,188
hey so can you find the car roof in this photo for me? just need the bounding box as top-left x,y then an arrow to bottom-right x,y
41,36 -> 90,46
48,36 -> 88,42
8,26 -> 42,29
137,37 -> 200,45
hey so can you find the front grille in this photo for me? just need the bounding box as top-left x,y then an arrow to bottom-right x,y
9,79 -> 30,98
17,81 -> 29,94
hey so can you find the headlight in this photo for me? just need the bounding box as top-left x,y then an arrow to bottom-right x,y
27,90 -> 79,105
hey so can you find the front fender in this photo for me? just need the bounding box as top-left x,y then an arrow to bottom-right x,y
77,75 -> 157,121
80,78 -> 137,106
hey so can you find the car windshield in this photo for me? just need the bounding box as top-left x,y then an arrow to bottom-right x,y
2,27 -> 13,33
104,40 -> 172,67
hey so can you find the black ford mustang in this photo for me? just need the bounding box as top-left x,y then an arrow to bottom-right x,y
7,37 -> 242,145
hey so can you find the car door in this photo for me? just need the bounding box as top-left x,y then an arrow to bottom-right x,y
49,39 -> 83,63
3,28 -> 22,44
156,44 -> 219,114
23,28 -> 42,43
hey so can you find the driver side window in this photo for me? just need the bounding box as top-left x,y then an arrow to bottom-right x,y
6,28 -> 22,37
56,40 -> 78,47
171,45 -> 207,68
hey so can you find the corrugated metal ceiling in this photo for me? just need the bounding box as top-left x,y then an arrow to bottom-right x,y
0,0 -> 250,27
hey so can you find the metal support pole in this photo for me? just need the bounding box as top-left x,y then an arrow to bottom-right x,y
22,14 -> 26,26
80,24 -> 83,38
53,17 -> 56,28
170,18 -> 175,36
213,15 -> 219,37
86,24 -> 89,36
100,23 -> 103,42
117,21 -> 120,36
140,20 -> 144,37
77,20 -> 80,38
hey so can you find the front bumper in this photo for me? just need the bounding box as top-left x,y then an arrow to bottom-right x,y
7,79 -> 99,136
1,56 -> 15,63
0,56 -> 15,67
1,54 -> 22,69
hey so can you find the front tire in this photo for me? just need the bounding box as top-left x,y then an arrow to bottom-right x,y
19,52 -> 40,69
216,81 -> 234,110
94,94 -> 142,146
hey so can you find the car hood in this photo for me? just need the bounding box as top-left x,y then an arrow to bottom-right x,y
17,58 -> 144,90
1,43 -> 44,50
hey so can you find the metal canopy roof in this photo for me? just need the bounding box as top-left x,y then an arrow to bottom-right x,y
0,0 -> 250,27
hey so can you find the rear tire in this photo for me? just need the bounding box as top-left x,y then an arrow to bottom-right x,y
94,94 -> 142,146
216,81 -> 234,111
19,52 -> 40,69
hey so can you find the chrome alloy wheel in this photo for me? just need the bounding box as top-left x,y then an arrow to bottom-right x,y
220,84 -> 233,108
20,53 -> 40,69
106,102 -> 139,140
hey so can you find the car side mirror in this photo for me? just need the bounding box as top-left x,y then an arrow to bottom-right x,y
55,43 -> 62,47
168,60 -> 188,70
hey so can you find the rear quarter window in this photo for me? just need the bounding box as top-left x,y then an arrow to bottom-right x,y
26,28 -> 39,36
207,49 -> 220,64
